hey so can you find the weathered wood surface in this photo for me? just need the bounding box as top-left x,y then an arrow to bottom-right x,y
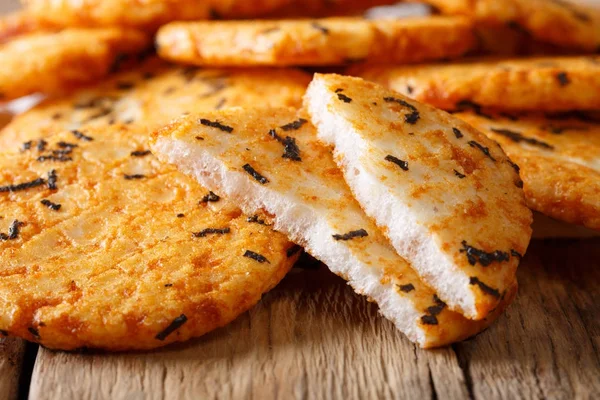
27,239 -> 600,400
0,337 -> 25,400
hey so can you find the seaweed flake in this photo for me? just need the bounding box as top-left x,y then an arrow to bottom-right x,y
0,220 -> 24,241
337,93 -> 352,103
47,170 -> 58,190
511,249 -> 523,259
280,118 -> 308,131
124,174 -> 146,180
243,250 -> 270,264
37,155 -> 73,162
131,150 -> 152,157
57,142 -> 78,150
200,191 -> 220,203
155,314 -> 188,341
385,154 -> 409,171
454,169 -> 466,179
383,97 -> 420,124
247,215 -> 266,225
456,100 -> 494,120
199,118 -> 234,133
556,72 -> 570,86
506,159 -> 520,174
421,315 -> 438,325
311,22 -> 330,34
460,240 -> 510,267
41,199 -> 61,211
332,229 -> 368,241
21,141 -> 33,151
242,164 -> 269,184
469,277 -> 501,298
116,81 -> 135,90
177,214 -> 185,218
0,178 -> 46,193
71,130 -> 94,141
181,66 -> 199,82
109,53 -> 128,74
467,140 -> 496,161
453,127 -> 464,139
398,284 -> 415,293
28,327 -> 40,339
193,227 -> 231,238
491,128 -> 554,150
37,140 -> 48,152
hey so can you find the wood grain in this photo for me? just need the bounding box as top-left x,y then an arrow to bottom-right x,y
24,240 -> 600,399
0,337 -> 25,400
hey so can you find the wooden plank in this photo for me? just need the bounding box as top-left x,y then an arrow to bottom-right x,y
0,337 -> 26,400
27,241 -> 600,399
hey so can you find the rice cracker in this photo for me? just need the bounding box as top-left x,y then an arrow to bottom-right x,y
0,123 -> 297,350
305,74 -> 532,320
458,110 -> 600,231
349,56 -> 600,112
151,107 -> 516,347
156,16 -> 476,67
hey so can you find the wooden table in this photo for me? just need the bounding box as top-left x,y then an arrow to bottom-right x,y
1,238 -> 599,399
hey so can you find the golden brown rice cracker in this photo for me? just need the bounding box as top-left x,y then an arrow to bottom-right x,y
151,107 -> 516,347
0,59 -> 311,150
156,16 -> 476,67
0,11 -> 57,45
457,110 -> 600,231
415,0 -> 600,52
0,123 -> 297,351
264,0 -> 399,18
348,56 -> 600,112
305,74 -> 532,320
0,28 -> 150,101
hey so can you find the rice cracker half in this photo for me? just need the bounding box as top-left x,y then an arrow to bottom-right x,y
156,16 -> 475,67
458,110 -> 600,231
0,59 -> 310,150
151,107 -> 516,347
0,123 -> 298,351
414,0 -> 600,52
305,74 -> 532,320
348,56 -> 600,112
0,28 -> 150,101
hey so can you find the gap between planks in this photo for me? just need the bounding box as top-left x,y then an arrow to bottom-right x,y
13,239 -> 600,399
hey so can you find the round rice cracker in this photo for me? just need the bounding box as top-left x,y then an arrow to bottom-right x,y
348,56 -> 600,112
0,59 -> 311,151
457,110 -> 600,231
21,0 -> 291,30
414,0 -> 600,52
0,28 -> 150,102
0,123 -> 298,351
156,16 -> 476,67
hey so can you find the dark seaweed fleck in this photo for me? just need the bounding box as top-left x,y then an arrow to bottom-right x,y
511,249 -> 523,259
0,178 -> 46,193
383,97 -> 420,124
131,150 -> 152,157
37,140 -> 48,152
195,136 -> 205,141
453,127 -> 464,139
71,130 -> 94,142
0,220 -> 24,241
385,154 -> 409,171
243,250 -> 270,264
556,72 -> 570,86
116,81 -> 135,90
507,159 -> 520,174
57,142 -> 78,149
177,214 -> 185,218
421,315 -> 439,325
37,155 -> 73,162
311,22 -> 330,34
406,85 -> 414,94
47,170 -> 58,190
491,128 -> 554,150
181,66 -> 199,82
337,93 -> 352,103
28,327 -> 40,339
335,88 -> 344,93
193,227 -> 231,238
243,164 -> 269,184
287,245 -> 302,258
124,174 -> 146,180
260,27 -> 281,34
155,314 -> 188,341
468,140 -> 496,161
109,53 -> 128,74
281,118 -> 308,131
247,215 -> 266,225
200,191 -> 220,203
454,169 -> 466,179
456,100 -> 494,120
165,283 -> 173,287
199,118 -> 234,133
541,125 -> 588,134
21,141 -> 33,151
426,295 -> 447,316
469,277 -> 501,298
332,229 -> 368,241
51,112 -> 62,120
282,137 -> 302,161
41,199 -> 61,211
398,283 -> 415,293
460,240 -> 510,267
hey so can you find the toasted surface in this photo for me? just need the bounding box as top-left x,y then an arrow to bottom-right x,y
151,107 -> 515,347
0,11 -> 56,44
416,0 -> 600,51
457,110 -> 600,231
0,59 -> 310,151
305,74 -> 532,320
156,16 -> 475,67
349,56 -> 600,112
0,28 -> 150,101
264,0 -> 401,18
0,123 -> 297,351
